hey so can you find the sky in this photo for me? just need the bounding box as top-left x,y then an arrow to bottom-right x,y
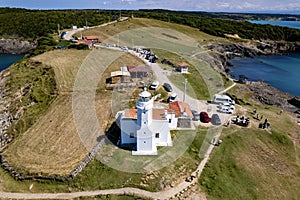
1,0 -> 300,13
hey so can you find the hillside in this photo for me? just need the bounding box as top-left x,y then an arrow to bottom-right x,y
0,17 -> 299,200
200,84 -> 300,200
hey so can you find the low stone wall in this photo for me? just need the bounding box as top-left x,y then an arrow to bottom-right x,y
0,137 -> 106,182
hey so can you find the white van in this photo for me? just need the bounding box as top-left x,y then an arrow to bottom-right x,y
213,94 -> 235,105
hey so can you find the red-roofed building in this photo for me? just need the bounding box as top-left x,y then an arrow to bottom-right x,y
177,62 -> 189,74
127,66 -> 152,78
169,101 -> 193,128
84,35 -> 99,43
76,40 -> 93,49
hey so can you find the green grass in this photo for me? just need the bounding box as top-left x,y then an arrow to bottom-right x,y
0,127 -> 206,193
69,128 -> 206,192
200,128 -> 260,200
153,49 -> 210,100
200,84 -> 300,200
200,125 -> 300,200
0,167 -> 68,193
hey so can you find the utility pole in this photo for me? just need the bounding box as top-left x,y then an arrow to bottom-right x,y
183,78 -> 187,102
117,34 -> 120,47
132,38 -> 134,49
57,23 -> 60,36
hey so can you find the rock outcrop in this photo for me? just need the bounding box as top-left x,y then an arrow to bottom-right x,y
206,40 -> 300,62
0,70 -> 14,150
0,38 -> 36,54
243,81 -> 299,112
288,96 -> 300,109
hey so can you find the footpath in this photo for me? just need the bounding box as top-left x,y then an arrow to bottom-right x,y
0,129 -> 222,200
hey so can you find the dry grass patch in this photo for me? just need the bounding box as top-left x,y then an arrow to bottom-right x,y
3,48 -> 149,176
3,96 -> 88,176
32,49 -> 91,92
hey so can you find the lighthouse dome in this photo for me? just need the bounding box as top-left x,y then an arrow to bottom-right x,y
139,90 -> 151,98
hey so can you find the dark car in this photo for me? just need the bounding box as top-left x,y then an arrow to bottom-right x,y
211,114 -> 221,125
191,110 -> 200,121
163,83 -> 172,92
200,112 -> 210,123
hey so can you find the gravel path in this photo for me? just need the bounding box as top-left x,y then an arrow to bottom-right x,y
63,17 -> 128,41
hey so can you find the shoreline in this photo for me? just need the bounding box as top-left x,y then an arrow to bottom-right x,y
206,41 -> 300,112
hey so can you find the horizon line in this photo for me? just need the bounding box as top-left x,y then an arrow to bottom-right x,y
1,6 -> 300,15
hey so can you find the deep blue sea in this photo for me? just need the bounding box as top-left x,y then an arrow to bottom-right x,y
0,53 -> 24,72
230,20 -> 300,96
249,20 -> 300,29
230,53 -> 300,96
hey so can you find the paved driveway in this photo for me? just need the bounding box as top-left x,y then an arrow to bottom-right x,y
128,50 -> 232,126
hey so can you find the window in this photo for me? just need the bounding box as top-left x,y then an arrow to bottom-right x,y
130,133 -> 134,138
155,133 -> 160,138
169,119 -> 172,123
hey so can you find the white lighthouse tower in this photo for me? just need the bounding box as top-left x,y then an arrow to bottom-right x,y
132,89 -> 157,155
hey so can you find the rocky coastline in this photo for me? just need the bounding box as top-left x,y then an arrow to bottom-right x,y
0,70 -> 14,151
206,40 -> 300,69
206,40 -> 300,113
0,38 -> 36,54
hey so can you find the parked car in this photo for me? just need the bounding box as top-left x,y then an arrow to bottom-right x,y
191,110 -> 200,121
217,106 -> 233,114
120,46 -> 128,51
211,114 -> 221,125
167,93 -> 177,103
150,80 -> 159,90
217,102 -> 235,110
163,83 -> 172,92
200,112 -> 210,123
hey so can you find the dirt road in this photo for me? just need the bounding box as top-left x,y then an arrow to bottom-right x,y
63,17 -> 128,41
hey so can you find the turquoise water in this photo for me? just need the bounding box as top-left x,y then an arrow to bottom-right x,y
0,53 -> 24,71
249,20 -> 300,29
230,53 -> 300,96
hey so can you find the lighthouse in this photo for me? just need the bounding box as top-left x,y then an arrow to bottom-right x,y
133,89 -> 157,155
119,87 -> 177,156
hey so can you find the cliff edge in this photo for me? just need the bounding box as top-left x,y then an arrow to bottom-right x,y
0,38 -> 36,54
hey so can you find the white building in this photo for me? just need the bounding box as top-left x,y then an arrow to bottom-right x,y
118,89 -> 193,155
177,62 -> 189,74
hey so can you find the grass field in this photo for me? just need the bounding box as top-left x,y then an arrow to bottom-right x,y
4,96 -> 88,176
3,48 -> 147,177
200,84 -> 300,200
153,48 -> 211,100
32,49 -> 91,92
1,127 -> 207,193
68,128 -> 207,192
2,17 -> 299,200
76,18 -> 216,44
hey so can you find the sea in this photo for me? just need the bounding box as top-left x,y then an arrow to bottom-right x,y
230,20 -> 300,96
0,53 -> 24,72
1,21 -> 300,96
248,20 -> 300,29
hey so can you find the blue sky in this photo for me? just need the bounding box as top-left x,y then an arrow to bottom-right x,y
1,0 -> 300,13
